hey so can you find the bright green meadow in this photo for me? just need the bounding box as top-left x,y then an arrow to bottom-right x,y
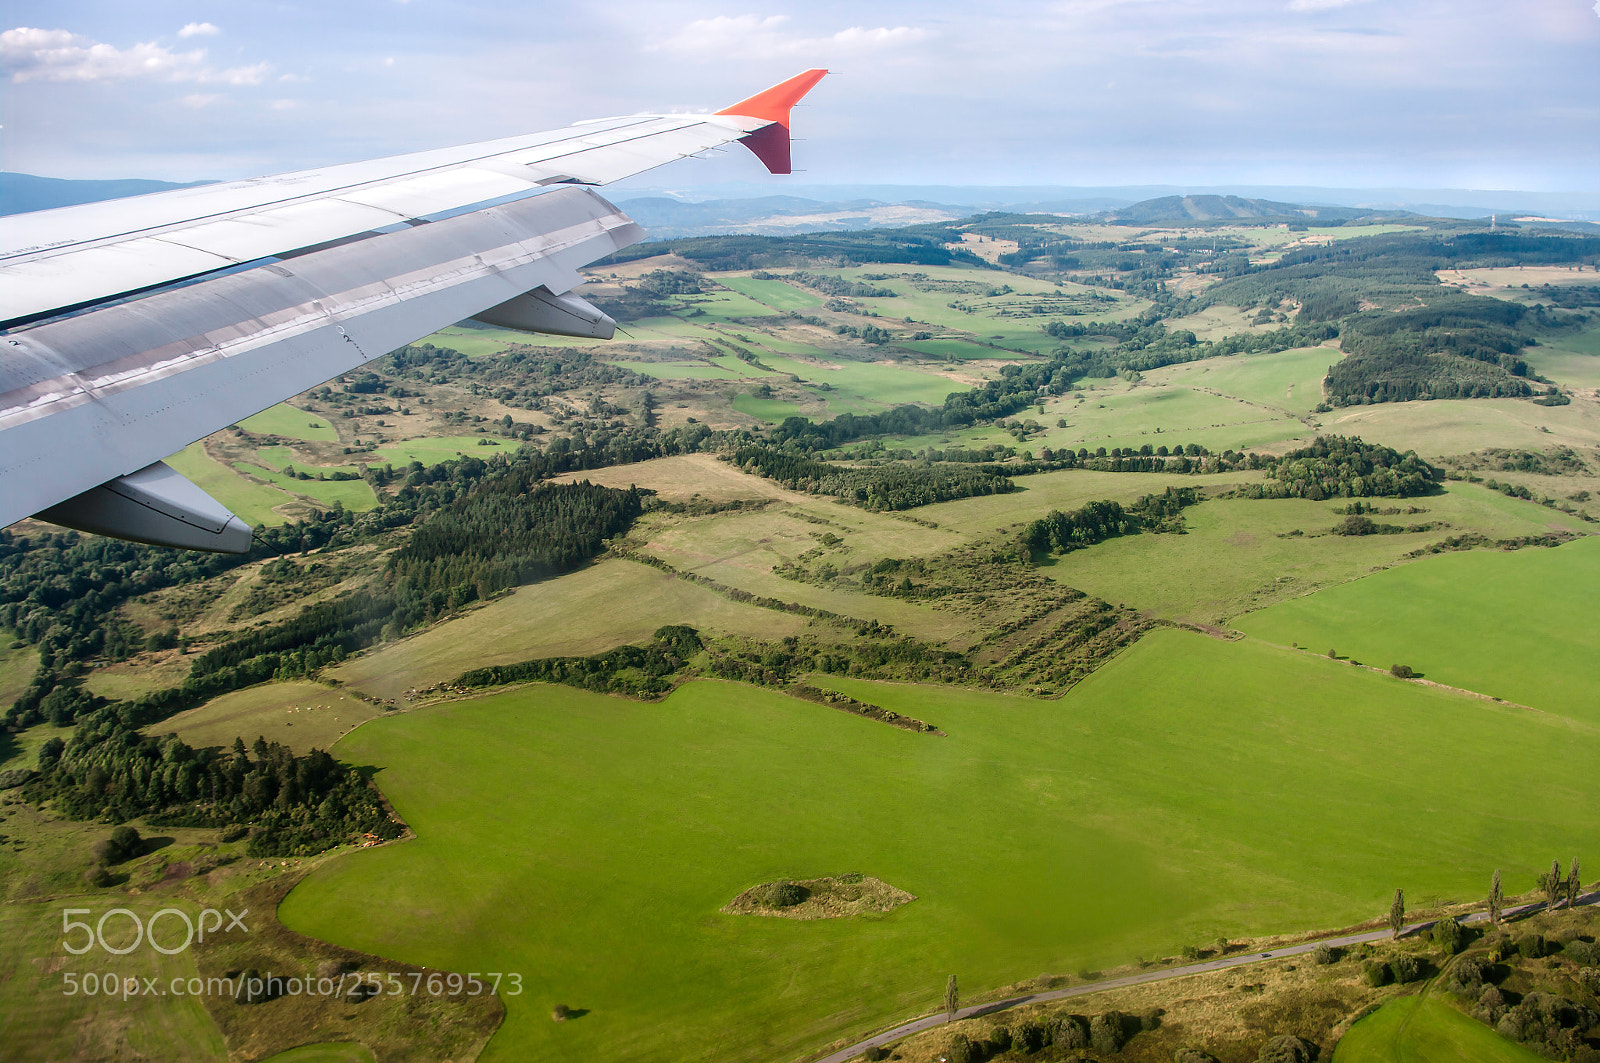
1331,995 -> 1544,1063
1237,535 -> 1600,720
281,628 -> 1600,1062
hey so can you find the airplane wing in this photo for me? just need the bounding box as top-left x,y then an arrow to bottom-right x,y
0,69 -> 827,552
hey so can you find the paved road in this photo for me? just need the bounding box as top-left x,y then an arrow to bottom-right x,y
811,890 -> 1599,1063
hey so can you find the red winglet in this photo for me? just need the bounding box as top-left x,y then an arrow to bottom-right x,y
716,69 -> 828,175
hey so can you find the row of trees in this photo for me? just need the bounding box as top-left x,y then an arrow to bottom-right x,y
1020,487 -> 1202,556
730,446 -> 1016,510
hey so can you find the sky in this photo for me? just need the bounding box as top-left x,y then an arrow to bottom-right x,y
2,1 -> 1597,192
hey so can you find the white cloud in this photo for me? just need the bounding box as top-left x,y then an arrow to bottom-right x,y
383,56 -> 395,67
652,14 -> 929,58
178,92 -> 220,108
178,22 -> 219,38
1287,0 -> 1374,11
0,25 -> 269,84
268,98 -> 300,110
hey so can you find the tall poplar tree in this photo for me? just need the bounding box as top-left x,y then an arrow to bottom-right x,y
1489,869 -> 1503,925
1389,888 -> 1406,939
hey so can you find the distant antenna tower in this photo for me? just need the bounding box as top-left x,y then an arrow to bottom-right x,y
1490,213 -> 1498,231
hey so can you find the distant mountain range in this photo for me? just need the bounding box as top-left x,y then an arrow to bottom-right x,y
1099,194 -> 1403,224
6,172 -> 1595,237
0,172 -> 210,216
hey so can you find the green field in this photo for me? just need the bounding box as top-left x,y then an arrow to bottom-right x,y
0,639 -> 38,711
674,290 -> 780,321
240,403 -> 338,442
330,557 -> 808,701
370,435 -> 512,468
730,393 -> 804,422
1331,995 -> 1543,1063
902,337 -> 1011,361
760,353 -> 964,407
717,276 -> 822,312
260,1045 -> 378,1063
283,627 -> 1600,1062
231,463 -> 379,512
1236,535 -> 1600,719
1143,345 -> 1336,415
165,442 -> 293,527
1026,480 -> 1589,624
1525,326 -> 1600,389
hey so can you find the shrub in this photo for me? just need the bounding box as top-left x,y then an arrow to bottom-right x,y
946,1034 -> 979,1063
1010,1021 -> 1044,1053
1563,940 -> 1600,966
1054,1015 -> 1090,1049
1313,943 -> 1338,965
1175,1051 -> 1220,1063
1361,960 -> 1391,987
1515,933 -> 1548,959
1389,663 -> 1415,679
862,1048 -> 888,1062
1141,1007 -> 1164,1031
83,864 -> 112,888
1180,944 -> 1201,961
1391,953 -> 1422,983
551,1004 -> 570,1022
1256,1035 -> 1317,1063
1448,956 -> 1489,994
1090,1011 -> 1128,1053
985,1027 -> 1012,1053
1432,917 -> 1465,954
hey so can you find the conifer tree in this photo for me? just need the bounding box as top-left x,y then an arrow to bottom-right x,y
944,974 -> 959,1019
1389,888 -> 1405,939
1567,857 -> 1582,909
1489,869 -> 1503,925
1547,859 -> 1563,911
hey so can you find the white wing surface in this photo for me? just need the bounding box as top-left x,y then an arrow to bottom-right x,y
0,70 -> 827,551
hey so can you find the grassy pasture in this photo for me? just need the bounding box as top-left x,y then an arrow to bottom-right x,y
902,337 -> 1008,361
1035,382 -> 1311,454
1525,325 -> 1600,389
230,463 -> 379,512
673,290 -> 780,321
164,443 -> 293,528
548,452 -> 797,502
914,467 -> 1265,536
1236,535 -> 1600,720
283,629 -> 1600,1062
370,435 -> 510,468
1038,481 -> 1591,624
1326,395 -> 1600,457
1143,345 -> 1336,415
0,898 -> 230,1062
759,353 -> 963,407
330,558 -> 807,701
730,393 -> 804,422
240,403 -> 338,442
145,680 -> 385,754
716,276 -> 821,311
0,639 -> 39,712
260,1046 -> 377,1063
1331,995 -> 1542,1063
634,503 -> 969,640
